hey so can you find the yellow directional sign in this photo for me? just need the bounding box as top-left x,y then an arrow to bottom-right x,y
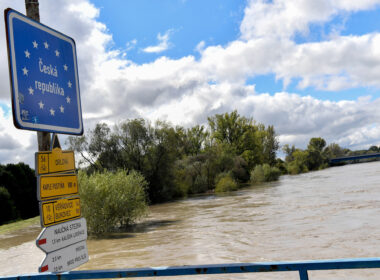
40,197 -> 81,227
35,148 -> 75,175
38,173 -> 78,201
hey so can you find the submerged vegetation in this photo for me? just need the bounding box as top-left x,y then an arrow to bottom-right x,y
78,170 -> 148,235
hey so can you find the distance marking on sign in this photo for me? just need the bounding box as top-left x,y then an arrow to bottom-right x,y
40,197 -> 81,227
35,147 -> 75,175
38,173 -> 78,201
36,217 -> 87,253
39,240 -> 88,273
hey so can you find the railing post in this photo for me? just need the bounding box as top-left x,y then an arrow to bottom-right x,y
299,269 -> 309,280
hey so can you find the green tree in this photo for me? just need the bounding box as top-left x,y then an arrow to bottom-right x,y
0,186 -> 17,224
306,137 -> 327,170
263,125 -> 279,166
368,145 -> 379,153
286,149 -> 309,174
208,110 -> 245,148
324,143 -> 346,158
183,125 -> 208,156
283,144 -> 296,163
0,163 -> 37,220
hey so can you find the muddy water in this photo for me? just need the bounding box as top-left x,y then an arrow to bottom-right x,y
1,162 -> 380,279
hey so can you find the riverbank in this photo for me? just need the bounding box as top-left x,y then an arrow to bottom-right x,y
0,216 -> 39,235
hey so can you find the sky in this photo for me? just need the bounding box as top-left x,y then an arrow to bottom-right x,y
1,0 -> 380,167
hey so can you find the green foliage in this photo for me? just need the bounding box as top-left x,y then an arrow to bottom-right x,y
78,170 -> 148,235
275,158 -> 287,174
306,137 -> 327,170
0,186 -> 17,225
323,143 -> 346,159
0,163 -> 37,222
68,111 -> 281,201
286,149 -> 309,175
231,156 -> 250,182
215,174 -> 238,193
283,144 -> 296,163
263,125 -> 279,166
250,164 -> 281,183
283,137 -> 330,174
250,165 -> 265,183
369,145 -> 379,152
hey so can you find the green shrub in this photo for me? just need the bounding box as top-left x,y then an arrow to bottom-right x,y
189,174 -> 208,194
250,164 -> 281,183
250,165 -> 265,183
215,174 -> 238,193
262,164 -> 281,181
78,170 -> 148,235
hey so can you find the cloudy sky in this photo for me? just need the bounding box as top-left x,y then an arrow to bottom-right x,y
1,0 -> 380,166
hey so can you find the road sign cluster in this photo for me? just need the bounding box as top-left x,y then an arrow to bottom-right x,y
35,147 -> 89,273
5,8 -> 88,273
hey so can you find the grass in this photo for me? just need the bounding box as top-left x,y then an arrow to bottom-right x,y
0,216 -> 39,235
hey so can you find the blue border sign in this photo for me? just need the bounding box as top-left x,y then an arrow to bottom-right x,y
4,9 -> 83,135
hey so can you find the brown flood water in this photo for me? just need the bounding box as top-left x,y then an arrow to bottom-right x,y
1,161 -> 380,279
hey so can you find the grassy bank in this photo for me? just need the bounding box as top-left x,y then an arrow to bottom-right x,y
0,216 -> 39,235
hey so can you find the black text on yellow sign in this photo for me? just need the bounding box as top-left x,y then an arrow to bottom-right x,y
35,148 -> 75,175
38,173 -> 78,201
40,197 -> 81,227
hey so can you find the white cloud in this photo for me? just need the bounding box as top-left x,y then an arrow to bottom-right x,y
142,29 -> 173,53
195,41 -> 206,53
240,0 -> 380,40
126,39 -> 137,51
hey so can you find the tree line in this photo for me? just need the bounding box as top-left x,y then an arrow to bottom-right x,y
0,163 -> 38,224
67,111 -> 280,204
1,110 -> 379,227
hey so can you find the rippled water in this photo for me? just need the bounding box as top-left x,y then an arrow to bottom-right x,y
1,162 -> 380,279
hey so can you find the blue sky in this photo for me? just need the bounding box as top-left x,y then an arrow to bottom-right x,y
1,0 -> 380,165
91,0 -> 245,63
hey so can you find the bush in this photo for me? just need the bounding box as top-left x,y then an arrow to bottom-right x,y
262,164 -> 281,181
78,170 -> 148,235
215,174 -> 238,193
250,164 -> 281,183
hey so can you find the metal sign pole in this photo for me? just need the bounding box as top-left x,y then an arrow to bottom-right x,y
25,0 -> 51,151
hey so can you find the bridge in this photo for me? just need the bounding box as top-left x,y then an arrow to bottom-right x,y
1,258 -> 380,280
329,152 -> 380,165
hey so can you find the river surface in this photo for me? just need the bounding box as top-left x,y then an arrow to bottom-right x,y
1,162 -> 380,279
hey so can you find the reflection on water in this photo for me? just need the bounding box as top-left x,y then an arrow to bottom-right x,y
1,162 -> 380,279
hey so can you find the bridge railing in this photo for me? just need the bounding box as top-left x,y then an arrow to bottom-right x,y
1,258 -> 380,280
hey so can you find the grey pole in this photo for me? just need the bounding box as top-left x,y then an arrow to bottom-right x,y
25,0 -> 51,151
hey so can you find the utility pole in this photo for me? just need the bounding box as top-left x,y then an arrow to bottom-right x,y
25,0 -> 51,151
